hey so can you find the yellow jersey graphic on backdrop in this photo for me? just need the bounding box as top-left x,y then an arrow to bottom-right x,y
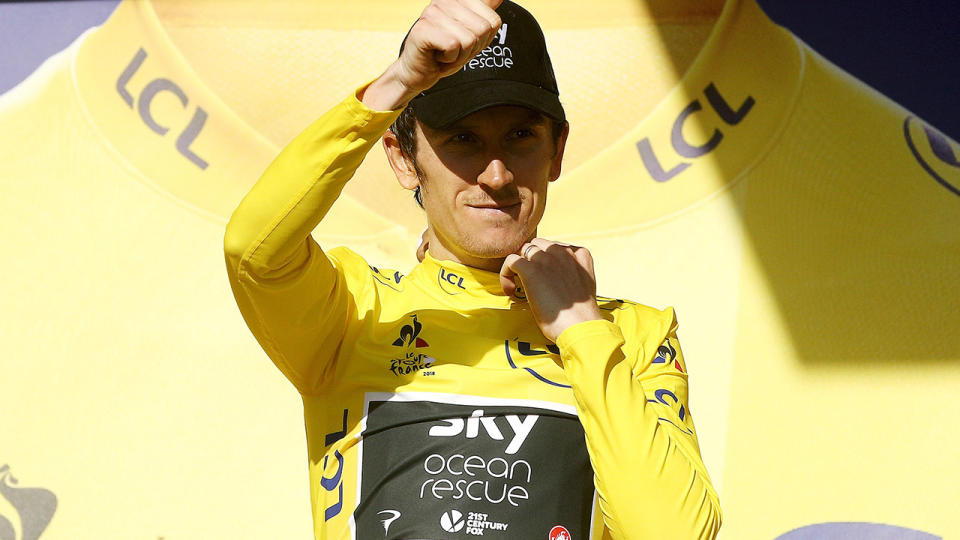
1,0 -> 957,538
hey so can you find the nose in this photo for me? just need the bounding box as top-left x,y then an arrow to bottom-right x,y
477,158 -> 514,190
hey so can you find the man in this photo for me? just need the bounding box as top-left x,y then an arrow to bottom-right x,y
224,0 -> 721,538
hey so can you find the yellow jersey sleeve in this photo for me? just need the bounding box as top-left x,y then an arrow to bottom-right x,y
223,88 -> 401,393
556,309 -> 722,539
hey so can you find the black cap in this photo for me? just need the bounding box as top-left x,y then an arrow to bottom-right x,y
403,1 -> 565,128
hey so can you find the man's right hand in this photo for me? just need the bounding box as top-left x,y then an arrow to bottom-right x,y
362,0 -> 503,111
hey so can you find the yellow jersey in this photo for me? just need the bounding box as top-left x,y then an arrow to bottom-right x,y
2,0 -> 957,538
224,90 -> 721,539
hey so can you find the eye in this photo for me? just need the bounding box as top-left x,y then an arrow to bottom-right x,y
449,132 -> 477,144
509,127 -> 537,140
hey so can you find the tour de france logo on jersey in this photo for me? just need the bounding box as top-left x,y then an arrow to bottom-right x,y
0,464 -> 57,540
389,315 -> 436,376
903,115 -> 960,198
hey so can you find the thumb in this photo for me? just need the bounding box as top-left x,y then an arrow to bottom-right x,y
499,253 -> 530,297
480,0 -> 505,10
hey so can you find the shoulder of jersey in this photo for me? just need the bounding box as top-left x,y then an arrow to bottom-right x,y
596,296 -> 679,371
0,44 -> 76,137
801,44 -> 960,188
326,246 -> 406,293
597,295 -> 675,331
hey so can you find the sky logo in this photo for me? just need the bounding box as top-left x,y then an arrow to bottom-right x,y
0,465 -> 56,540
428,409 -> 538,455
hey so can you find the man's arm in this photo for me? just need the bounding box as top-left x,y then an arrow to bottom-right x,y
557,313 -> 722,539
223,0 -> 504,393
223,93 -> 401,393
501,240 -> 721,538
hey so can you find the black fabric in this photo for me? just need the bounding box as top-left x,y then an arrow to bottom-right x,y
354,400 -> 594,539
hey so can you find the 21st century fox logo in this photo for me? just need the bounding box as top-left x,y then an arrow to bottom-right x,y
0,465 -> 56,540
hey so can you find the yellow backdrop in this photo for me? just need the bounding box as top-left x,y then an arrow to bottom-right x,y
1,0 -> 957,538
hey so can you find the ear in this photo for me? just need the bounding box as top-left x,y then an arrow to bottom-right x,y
416,226 -> 431,262
548,121 -> 570,182
383,129 -> 420,190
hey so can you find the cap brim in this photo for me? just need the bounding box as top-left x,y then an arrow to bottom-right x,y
412,79 -> 565,129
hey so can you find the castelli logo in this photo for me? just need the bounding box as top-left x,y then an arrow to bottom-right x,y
549,525 -> 571,540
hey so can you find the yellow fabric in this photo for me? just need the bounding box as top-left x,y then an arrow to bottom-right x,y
224,91 -> 721,539
0,23 -> 316,540
3,0 -> 958,537
558,319 -> 721,539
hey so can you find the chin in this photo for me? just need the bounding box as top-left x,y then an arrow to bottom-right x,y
463,229 -> 529,259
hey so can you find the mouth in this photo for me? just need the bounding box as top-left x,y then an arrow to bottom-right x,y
466,202 -> 521,217
466,198 -> 521,209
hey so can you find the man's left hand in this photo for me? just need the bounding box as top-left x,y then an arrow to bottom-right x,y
500,238 -> 603,342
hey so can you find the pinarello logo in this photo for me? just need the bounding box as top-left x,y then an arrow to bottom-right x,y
549,525 -> 572,540
0,464 -> 57,540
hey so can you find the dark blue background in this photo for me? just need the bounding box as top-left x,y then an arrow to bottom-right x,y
1,0 -> 958,139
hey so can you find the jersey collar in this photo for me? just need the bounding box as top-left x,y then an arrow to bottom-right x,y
70,0 -> 801,239
72,0 -> 278,222
539,0 -> 804,238
410,251 -> 526,309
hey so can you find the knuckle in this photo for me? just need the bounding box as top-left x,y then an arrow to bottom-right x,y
430,32 -> 456,52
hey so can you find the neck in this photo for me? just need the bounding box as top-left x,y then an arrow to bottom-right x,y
423,229 -> 518,274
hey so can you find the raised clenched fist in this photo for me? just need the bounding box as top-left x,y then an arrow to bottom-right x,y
362,0 -> 503,111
